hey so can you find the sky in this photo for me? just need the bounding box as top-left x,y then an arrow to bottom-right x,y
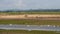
0,0 -> 60,10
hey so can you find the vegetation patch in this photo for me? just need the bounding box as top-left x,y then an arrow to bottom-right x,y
0,30 -> 59,34
0,19 -> 60,25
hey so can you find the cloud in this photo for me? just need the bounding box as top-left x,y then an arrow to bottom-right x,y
0,0 -> 25,10
12,0 -> 23,8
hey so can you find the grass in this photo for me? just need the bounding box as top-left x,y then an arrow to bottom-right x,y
0,30 -> 59,34
0,19 -> 60,25
0,12 -> 60,15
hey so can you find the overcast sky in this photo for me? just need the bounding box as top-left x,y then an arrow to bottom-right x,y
0,0 -> 60,10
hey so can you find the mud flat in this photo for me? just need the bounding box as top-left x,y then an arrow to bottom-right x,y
0,14 -> 60,20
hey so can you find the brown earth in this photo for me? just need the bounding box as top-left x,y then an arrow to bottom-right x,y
0,14 -> 60,20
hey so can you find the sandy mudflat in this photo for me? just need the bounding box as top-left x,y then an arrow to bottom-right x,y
0,14 -> 60,20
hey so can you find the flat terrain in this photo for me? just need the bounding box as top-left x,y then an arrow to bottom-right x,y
0,14 -> 60,19
1,12 -> 60,15
0,14 -> 60,25
0,25 -> 60,31
0,30 -> 60,34
0,23 -> 59,34
0,12 -> 60,25
0,19 -> 60,25
0,12 -> 60,34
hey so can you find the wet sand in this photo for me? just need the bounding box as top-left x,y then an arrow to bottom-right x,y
0,14 -> 60,20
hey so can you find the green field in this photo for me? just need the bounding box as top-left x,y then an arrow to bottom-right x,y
0,12 -> 60,15
0,30 -> 59,34
0,19 -> 60,25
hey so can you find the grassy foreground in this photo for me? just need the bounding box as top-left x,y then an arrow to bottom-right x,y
0,19 -> 60,25
0,30 -> 59,34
